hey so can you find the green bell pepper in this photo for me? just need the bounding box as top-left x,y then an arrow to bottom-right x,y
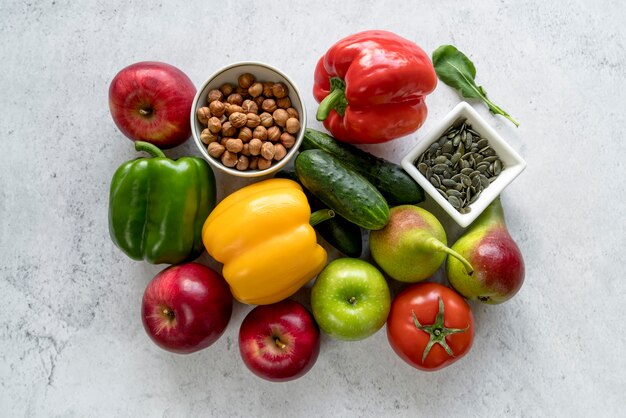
108,141 -> 216,264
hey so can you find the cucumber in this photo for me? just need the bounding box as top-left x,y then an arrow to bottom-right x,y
302,128 -> 424,205
295,150 -> 390,230
275,170 -> 362,257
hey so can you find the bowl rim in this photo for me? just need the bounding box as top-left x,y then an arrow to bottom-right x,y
401,101 -> 526,227
190,61 -> 307,178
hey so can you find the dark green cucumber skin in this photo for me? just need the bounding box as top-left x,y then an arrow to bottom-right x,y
302,128 -> 424,205
275,170 -> 362,257
295,149 -> 390,231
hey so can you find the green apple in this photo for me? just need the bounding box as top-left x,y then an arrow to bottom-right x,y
311,258 -> 391,341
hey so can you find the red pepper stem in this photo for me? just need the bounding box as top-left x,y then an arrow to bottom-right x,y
135,141 -> 166,158
309,209 -> 335,226
316,88 -> 345,121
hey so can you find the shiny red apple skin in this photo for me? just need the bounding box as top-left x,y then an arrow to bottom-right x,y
142,262 -> 232,354
109,61 -> 196,149
239,300 -> 320,382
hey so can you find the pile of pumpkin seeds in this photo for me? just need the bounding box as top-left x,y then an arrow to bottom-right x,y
414,121 -> 504,214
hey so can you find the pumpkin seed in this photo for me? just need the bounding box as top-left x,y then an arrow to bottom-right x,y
418,163 -> 428,175
447,189 -> 462,198
493,159 -> 502,175
430,176 -> 441,187
432,164 -> 448,174
442,179 -> 457,187
453,134 -> 461,147
434,155 -> 448,165
442,141 -> 454,154
448,195 -> 461,209
461,167 -> 474,175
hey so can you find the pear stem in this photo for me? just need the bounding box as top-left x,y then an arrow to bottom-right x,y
427,237 -> 474,275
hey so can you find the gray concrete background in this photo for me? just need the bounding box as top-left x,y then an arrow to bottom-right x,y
1,0 -> 624,416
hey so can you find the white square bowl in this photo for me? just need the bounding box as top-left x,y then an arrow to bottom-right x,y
401,102 -> 526,228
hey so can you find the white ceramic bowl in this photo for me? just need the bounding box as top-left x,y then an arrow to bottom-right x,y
401,102 -> 526,227
190,61 -> 306,177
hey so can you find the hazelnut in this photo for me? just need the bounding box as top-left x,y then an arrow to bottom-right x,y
236,155 -> 250,171
225,138 -> 244,153
257,157 -> 272,171
253,126 -> 268,141
207,142 -> 225,158
238,73 -> 255,89
220,83 -> 234,97
272,82 -> 288,99
238,127 -> 252,142
241,143 -> 251,156
277,97 -> 291,109
196,107 -> 211,125
209,100 -> 226,117
208,117 -> 222,134
229,112 -> 247,128
286,118 -> 301,134
263,82 -> 274,97
221,121 -> 236,137
279,132 -> 296,148
259,112 -> 273,128
246,113 -> 261,128
261,142 -> 275,160
207,89 -> 223,103
248,138 -> 263,156
273,144 -> 287,161
248,82 -> 263,98
261,98 -> 277,113
272,109 -> 289,127
249,156 -> 259,170
267,126 -> 281,142
201,128 -> 219,144
253,96 -> 265,108
226,93 -> 243,106
220,136 -> 233,146
236,86 -> 249,98
225,104 -> 244,116
286,107 -> 299,119
242,100 -> 258,114
221,150 -> 238,167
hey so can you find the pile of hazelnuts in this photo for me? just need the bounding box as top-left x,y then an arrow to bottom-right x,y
196,73 -> 301,171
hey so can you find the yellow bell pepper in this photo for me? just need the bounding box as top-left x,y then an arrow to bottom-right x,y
202,178 -> 329,305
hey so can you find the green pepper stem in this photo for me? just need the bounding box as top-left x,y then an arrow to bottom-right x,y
310,209 -> 335,226
135,141 -> 166,158
316,88 -> 345,121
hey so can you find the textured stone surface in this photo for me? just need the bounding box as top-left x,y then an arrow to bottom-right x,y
1,0 -> 625,416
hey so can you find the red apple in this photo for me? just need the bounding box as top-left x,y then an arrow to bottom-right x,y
239,300 -> 320,382
109,61 -> 196,149
142,262 -> 232,354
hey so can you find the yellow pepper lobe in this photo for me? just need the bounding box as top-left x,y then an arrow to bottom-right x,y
202,178 -> 328,305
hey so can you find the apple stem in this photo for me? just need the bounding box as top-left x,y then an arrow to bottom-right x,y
135,141 -> 166,158
139,108 -> 153,116
162,308 -> 175,320
348,296 -> 356,305
427,237 -> 474,275
274,338 -> 287,350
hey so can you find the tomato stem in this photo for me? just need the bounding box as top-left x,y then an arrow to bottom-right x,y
412,297 -> 470,363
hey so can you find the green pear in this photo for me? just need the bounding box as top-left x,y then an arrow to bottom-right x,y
446,197 -> 525,304
369,205 -> 473,283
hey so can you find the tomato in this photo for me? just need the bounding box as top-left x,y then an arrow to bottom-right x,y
387,282 -> 474,371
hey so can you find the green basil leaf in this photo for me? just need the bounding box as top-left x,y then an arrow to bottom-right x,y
432,45 -> 519,127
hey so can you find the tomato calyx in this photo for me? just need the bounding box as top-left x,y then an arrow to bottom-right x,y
412,297 -> 470,363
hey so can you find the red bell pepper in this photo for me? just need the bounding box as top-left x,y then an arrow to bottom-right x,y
314,30 -> 437,144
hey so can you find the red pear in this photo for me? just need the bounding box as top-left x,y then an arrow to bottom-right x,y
446,197 -> 525,304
